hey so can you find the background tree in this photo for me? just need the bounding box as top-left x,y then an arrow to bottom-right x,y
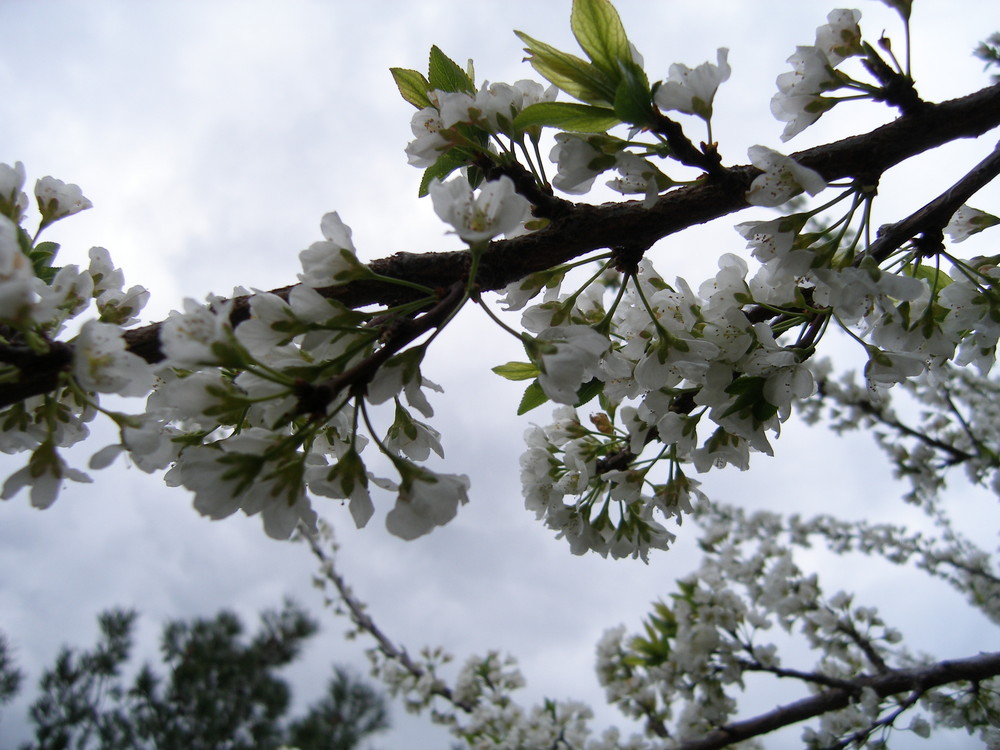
4,602 -> 389,750
0,635 -> 23,712
286,668 -> 390,750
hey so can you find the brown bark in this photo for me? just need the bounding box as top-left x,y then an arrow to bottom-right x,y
2,82 -> 999,408
678,650 -> 1000,750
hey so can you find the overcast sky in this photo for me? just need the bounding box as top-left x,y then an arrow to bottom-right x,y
1,1 -> 999,748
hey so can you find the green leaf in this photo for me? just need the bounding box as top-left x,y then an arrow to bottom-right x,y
574,378 -> 603,407
903,263 -> 953,289
390,67 -> 432,109
513,102 -> 620,133
613,60 -> 654,127
517,380 -> 549,415
31,241 -> 60,265
29,241 -> 61,282
492,361 -> 541,381
514,31 -> 617,106
570,0 -> 633,77
427,45 -> 474,94
721,375 -> 776,422
418,149 -> 468,197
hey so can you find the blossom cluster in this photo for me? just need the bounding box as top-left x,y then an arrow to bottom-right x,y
1,1 -> 998,565
508,207 -> 999,557
477,3 -> 998,559
0,165 -> 490,541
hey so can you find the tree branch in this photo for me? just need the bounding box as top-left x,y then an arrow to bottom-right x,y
301,525 -> 474,713
866,137 -> 1000,263
3,82 -> 999,408
294,280 -> 467,416
677,651 -> 1000,750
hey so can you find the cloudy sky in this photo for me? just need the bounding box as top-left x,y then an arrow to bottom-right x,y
1,1 -> 998,748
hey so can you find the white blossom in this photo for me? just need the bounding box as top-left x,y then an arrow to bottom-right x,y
944,204 -> 1000,242
771,46 -> 841,141
73,320 -> 154,397
34,264 -> 94,329
298,212 -> 364,287
405,107 -> 449,167
34,175 -> 92,226
0,161 -> 28,221
386,469 -> 470,540
534,325 -> 610,405
429,174 -> 531,243
653,48 -> 731,120
160,297 -> 238,368
306,451 -> 375,529
746,145 -> 827,206
814,9 -> 863,66
0,214 -> 36,321
606,152 -> 662,206
549,134 -> 606,194
2,446 -> 91,509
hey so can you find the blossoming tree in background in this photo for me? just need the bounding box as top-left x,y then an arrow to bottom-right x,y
1,0 -> 999,746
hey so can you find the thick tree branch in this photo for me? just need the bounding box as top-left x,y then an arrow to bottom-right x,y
3,83 -> 999,408
677,650 -> 1000,750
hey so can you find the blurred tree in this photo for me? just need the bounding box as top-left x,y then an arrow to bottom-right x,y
3,601 -> 388,750
0,634 -> 23,708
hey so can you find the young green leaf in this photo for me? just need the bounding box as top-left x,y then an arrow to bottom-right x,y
574,378 -> 603,407
570,0 -> 633,77
492,361 -> 541,381
513,102 -> 620,133
613,60 -> 655,127
427,45 -> 475,94
722,375 -> 778,423
514,31 -> 617,106
30,241 -> 60,267
390,67 -> 432,109
418,150 -> 469,197
903,263 -> 953,289
517,380 -> 549,415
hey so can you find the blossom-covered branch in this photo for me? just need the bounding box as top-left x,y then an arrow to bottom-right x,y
678,651 -> 1000,750
1,84 -> 998,409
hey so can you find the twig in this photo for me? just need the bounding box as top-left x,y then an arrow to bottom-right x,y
301,526 -> 474,712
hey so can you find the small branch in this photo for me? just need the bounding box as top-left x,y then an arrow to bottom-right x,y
737,660 -> 856,691
649,112 -> 725,177
301,526 -> 474,713
829,689 -> 921,750
295,280 -> 467,416
865,139 -> 1000,264
936,556 -> 1000,587
475,157 -> 574,220
595,393 -> 696,476
850,396 -> 976,465
676,651 -> 1000,750
834,619 -> 890,675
